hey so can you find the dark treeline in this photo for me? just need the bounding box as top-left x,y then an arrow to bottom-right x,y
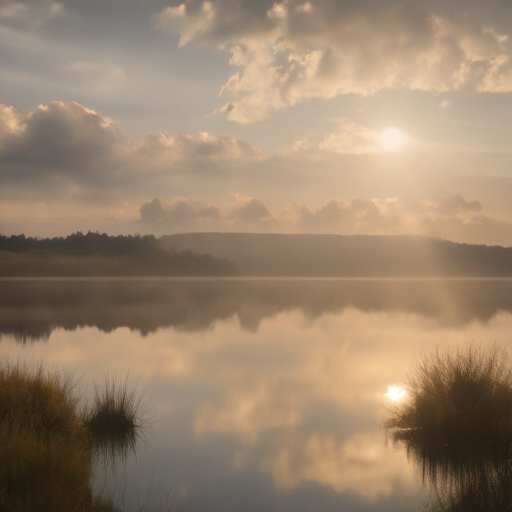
0,232 -> 237,277
0,231 -> 164,255
162,233 -> 512,277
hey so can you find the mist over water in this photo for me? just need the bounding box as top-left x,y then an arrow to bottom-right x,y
3,278 -> 512,511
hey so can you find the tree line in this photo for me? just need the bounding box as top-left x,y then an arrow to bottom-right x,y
0,232 -> 237,277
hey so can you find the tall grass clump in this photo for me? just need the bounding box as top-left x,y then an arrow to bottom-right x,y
0,360 -> 150,511
84,376 -> 147,459
384,344 -> 512,490
0,360 -> 95,511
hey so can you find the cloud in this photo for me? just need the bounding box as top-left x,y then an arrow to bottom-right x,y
138,194 -> 276,231
431,192 -> 482,216
139,197 -> 168,222
229,197 -> 273,222
0,101 -> 130,187
134,192 -> 512,246
0,0 -> 64,28
294,120 -> 381,154
0,101 -> 262,196
139,197 -> 220,225
157,0 -> 512,122
139,131 -> 262,165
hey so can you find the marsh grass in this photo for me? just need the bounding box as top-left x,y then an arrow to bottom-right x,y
84,375 -> 148,460
384,344 -> 512,493
0,360 -> 97,511
0,360 -> 148,511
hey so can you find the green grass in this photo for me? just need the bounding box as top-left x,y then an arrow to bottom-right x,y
0,360 -> 147,511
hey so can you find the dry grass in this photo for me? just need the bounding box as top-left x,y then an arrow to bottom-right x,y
0,360 -> 150,511
84,376 -> 147,459
384,344 -> 512,491
0,361 -> 95,511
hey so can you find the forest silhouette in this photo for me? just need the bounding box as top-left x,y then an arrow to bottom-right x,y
0,232 -> 237,277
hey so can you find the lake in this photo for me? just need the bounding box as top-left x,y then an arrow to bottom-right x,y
2,277 -> 512,511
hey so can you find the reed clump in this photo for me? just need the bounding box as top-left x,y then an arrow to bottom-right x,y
384,344 -> 512,489
0,360 -> 146,511
84,376 -> 146,458
0,361 -> 96,511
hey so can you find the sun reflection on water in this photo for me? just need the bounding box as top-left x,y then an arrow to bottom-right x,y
386,386 -> 406,402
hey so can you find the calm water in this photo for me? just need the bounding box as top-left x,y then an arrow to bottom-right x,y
3,278 -> 512,511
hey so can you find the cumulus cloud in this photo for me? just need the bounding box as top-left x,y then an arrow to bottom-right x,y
138,194 -> 277,231
136,192 -> 512,246
139,197 -> 168,222
0,101 -> 130,187
0,0 -> 64,28
431,192 -> 482,216
157,0 -> 512,122
229,197 -> 273,222
0,101 -> 262,195
140,197 -> 220,225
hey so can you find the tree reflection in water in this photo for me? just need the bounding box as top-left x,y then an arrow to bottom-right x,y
384,345 -> 512,511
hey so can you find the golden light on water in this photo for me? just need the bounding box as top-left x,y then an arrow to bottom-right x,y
381,128 -> 407,151
386,386 -> 406,402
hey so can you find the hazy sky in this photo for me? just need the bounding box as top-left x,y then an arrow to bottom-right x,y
1,0 -> 512,244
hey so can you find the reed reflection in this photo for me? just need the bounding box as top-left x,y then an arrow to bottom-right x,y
384,345 -> 512,511
3,278 -> 512,342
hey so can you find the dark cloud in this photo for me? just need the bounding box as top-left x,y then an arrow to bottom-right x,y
139,197 -> 167,222
0,101 -> 262,197
0,101 -> 130,187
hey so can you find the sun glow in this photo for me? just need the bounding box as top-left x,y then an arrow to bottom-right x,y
381,128 -> 406,151
386,386 -> 406,402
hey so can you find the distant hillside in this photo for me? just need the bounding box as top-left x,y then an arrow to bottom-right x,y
0,232 -> 237,277
160,233 -> 512,277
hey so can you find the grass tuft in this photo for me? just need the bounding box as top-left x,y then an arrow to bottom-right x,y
384,343 -> 512,493
0,360 -> 95,510
84,375 -> 147,459
0,360 -> 148,511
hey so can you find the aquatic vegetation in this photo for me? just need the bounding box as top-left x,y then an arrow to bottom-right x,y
384,344 -> 512,509
84,375 -> 147,459
0,360 -> 147,511
384,345 -> 512,458
0,361 -> 95,510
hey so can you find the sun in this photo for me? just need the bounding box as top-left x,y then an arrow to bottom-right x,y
386,386 -> 406,402
381,127 -> 407,151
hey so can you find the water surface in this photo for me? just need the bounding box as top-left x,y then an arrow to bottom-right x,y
2,278 -> 512,511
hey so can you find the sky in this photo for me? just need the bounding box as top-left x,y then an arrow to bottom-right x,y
1,0 -> 512,245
